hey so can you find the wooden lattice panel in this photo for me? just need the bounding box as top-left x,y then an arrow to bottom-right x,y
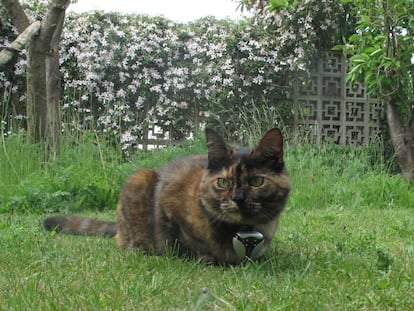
295,52 -> 383,145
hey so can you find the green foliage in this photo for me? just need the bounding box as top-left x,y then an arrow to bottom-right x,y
269,0 -> 290,11
340,0 -> 414,121
0,129 -> 208,214
207,99 -> 291,146
286,143 -> 414,210
1,127 -> 413,215
0,132 -> 123,214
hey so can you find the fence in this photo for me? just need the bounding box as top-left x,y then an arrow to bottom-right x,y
138,52 -> 384,149
293,52 -> 384,145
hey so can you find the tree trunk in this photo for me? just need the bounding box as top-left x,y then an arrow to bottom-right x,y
28,0 -> 69,153
26,39 -> 48,143
44,1 -> 67,153
2,0 -> 70,154
386,100 -> 414,180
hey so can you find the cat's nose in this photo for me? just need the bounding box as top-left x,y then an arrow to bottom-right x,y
232,189 -> 244,206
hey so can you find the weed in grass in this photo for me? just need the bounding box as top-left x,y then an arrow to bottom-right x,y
0,130 -> 125,214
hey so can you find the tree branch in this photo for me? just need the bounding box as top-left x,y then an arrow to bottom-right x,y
1,0 -> 31,32
39,0 -> 70,45
0,21 -> 41,67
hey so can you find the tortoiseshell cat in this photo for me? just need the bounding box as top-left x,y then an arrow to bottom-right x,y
43,128 -> 290,264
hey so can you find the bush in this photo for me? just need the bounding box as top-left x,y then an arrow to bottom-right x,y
1,10 -> 293,153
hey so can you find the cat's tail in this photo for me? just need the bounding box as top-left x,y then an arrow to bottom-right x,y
43,215 -> 117,236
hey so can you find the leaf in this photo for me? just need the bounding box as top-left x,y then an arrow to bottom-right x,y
349,64 -> 362,74
357,15 -> 371,29
349,34 -> 361,43
369,48 -> 383,57
347,64 -> 363,82
350,55 -> 367,64
269,0 -> 289,11
332,45 -> 342,51
374,35 -> 386,42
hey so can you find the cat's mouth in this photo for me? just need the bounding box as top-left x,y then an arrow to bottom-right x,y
217,202 -> 262,224
227,201 -> 262,217
238,202 -> 262,214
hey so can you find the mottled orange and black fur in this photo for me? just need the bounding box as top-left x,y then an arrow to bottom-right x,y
43,128 -> 290,264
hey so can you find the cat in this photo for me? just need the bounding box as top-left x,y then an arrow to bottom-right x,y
43,128 -> 290,265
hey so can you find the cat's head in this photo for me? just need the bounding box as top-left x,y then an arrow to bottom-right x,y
200,128 -> 290,225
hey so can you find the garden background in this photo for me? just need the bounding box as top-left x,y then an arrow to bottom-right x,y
1,0 -> 414,309
1,1 -> 353,153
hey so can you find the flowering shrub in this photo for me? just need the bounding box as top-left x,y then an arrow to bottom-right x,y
2,2 -> 351,152
243,0 -> 354,71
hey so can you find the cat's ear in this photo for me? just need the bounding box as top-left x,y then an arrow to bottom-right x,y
251,128 -> 284,162
205,128 -> 235,170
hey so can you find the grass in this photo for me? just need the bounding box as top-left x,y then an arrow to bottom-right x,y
0,131 -> 414,310
1,208 -> 413,309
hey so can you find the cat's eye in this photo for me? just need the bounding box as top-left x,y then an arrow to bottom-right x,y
249,176 -> 264,187
217,178 -> 232,189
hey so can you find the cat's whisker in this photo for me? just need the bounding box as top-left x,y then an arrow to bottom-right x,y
210,212 -> 229,225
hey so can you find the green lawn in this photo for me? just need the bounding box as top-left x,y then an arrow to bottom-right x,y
0,134 -> 413,310
1,207 -> 413,310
